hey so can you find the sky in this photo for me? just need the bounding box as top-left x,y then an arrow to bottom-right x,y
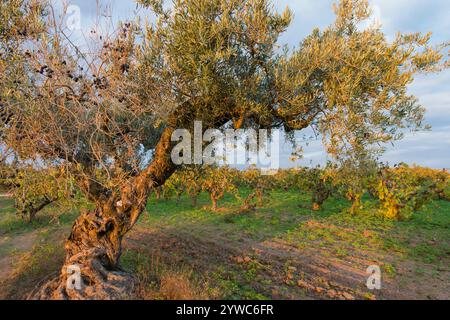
53,0 -> 450,169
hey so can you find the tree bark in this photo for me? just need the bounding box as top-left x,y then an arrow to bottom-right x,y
210,194 -> 218,211
31,204 -> 136,299
256,188 -> 264,207
155,187 -> 161,200
31,128 -> 177,300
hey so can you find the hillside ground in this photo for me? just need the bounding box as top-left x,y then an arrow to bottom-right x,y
0,189 -> 448,300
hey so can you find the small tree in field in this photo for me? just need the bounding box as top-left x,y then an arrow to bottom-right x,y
332,156 -> 380,214
202,166 -> 237,211
9,166 -> 77,222
0,155 -> 15,194
153,186 -> 163,200
273,169 -> 300,192
297,166 -> 336,211
162,172 -> 185,203
241,166 -> 274,206
434,169 -> 450,201
182,165 -> 205,207
1,0 -> 448,299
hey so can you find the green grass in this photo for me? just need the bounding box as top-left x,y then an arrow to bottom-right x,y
143,189 -> 316,240
0,198 -> 79,237
141,188 -> 450,266
137,188 -> 449,299
0,188 -> 449,299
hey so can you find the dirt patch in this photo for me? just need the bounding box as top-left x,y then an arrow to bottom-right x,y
125,225 -> 449,300
393,260 -> 449,300
0,227 -> 68,299
125,227 -> 366,299
0,231 -> 40,283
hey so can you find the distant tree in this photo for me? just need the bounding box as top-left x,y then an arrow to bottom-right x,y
376,165 -> 450,220
162,171 -> 185,203
273,169 -> 300,192
1,0 -> 447,299
0,153 -> 77,222
332,156 -> 380,214
0,157 -> 15,194
202,166 -> 237,211
153,186 -> 163,200
241,166 -> 274,206
435,169 -> 450,201
182,165 -> 205,207
298,166 -> 336,211
9,166 -> 78,222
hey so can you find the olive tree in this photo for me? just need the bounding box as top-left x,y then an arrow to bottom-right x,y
1,0 -> 447,299
202,166 -> 237,211
8,165 -> 77,222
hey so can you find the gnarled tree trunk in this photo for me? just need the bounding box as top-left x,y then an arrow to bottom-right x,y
32,203 -> 136,300
31,128 -> 176,300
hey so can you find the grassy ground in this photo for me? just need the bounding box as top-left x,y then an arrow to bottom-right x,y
0,189 -> 448,300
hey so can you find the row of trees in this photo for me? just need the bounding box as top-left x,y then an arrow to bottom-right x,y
4,160 -> 448,223
157,165 -> 237,210
155,163 -> 450,221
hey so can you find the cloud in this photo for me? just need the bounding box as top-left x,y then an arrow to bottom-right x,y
383,127 -> 450,168
371,0 -> 450,42
274,0 -> 336,46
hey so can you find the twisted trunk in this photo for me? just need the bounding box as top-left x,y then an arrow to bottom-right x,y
240,192 -> 257,212
32,204 -> 137,299
31,128 -> 176,300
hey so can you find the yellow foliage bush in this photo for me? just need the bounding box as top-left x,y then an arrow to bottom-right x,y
375,165 -> 449,220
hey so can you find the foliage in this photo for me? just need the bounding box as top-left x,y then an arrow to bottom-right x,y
154,164 -> 448,221
1,0 -> 447,206
240,166 -> 275,206
331,157 -> 379,214
181,166 -> 205,206
0,0 -> 448,298
201,166 -> 238,211
375,165 -> 449,220
6,166 -> 78,221
0,159 -> 15,192
273,169 -> 301,192
163,172 -> 185,203
301,166 -> 336,211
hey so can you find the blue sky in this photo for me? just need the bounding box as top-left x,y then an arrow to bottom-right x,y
56,0 -> 450,168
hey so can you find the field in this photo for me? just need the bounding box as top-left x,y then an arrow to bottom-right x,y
0,189 -> 448,300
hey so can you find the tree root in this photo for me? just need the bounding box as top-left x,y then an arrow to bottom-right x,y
28,248 -> 136,300
29,268 -> 136,300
